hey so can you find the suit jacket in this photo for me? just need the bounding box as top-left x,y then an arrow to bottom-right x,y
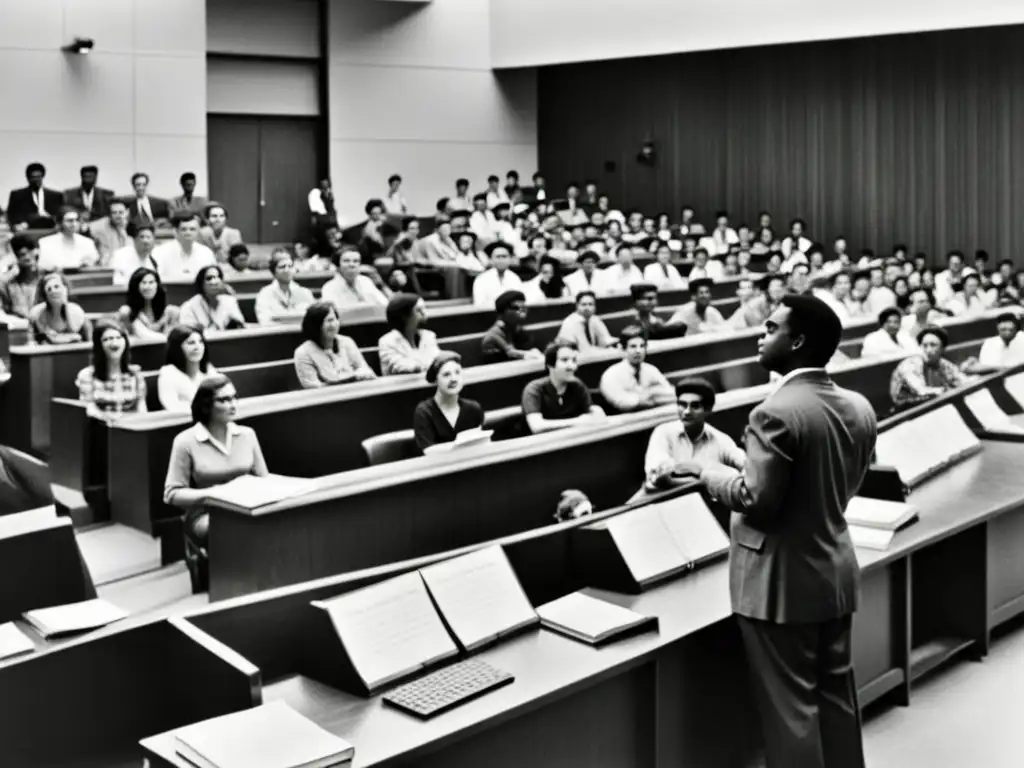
63,186 -> 115,220
126,196 -> 171,224
6,187 -> 63,227
702,370 -> 877,623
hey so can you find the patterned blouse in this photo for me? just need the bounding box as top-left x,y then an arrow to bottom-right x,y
75,364 -> 148,414
889,355 -> 967,408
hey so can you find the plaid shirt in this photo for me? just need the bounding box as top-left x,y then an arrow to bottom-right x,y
75,365 -> 147,415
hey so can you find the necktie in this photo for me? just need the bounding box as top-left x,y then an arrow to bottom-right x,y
141,198 -> 152,222
34,190 -> 45,215
634,365 -> 642,383
662,263 -> 669,277
583,318 -> 593,346
83,188 -> 93,213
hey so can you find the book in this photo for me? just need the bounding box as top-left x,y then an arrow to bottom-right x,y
849,525 -> 896,551
174,701 -> 353,768
419,546 -> 538,651
311,572 -> 458,691
536,592 -> 656,645
0,622 -> 34,660
964,389 -> 1024,434
844,496 -> 918,531
604,505 -> 690,587
22,598 -> 128,638
203,474 -> 319,510
422,429 -> 495,456
655,494 -> 730,563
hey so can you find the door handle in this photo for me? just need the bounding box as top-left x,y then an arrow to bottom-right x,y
272,220 -> 279,226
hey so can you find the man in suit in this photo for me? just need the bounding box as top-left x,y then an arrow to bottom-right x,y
63,165 -> 115,222
169,171 -> 208,218
6,162 -> 63,231
125,171 -> 170,225
679,294 -> 877,768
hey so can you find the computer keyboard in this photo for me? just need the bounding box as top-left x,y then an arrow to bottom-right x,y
382,658 -> 514,718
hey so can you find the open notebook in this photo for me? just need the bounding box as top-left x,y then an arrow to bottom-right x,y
875,405 -> 982,487
536,592 -> 656,645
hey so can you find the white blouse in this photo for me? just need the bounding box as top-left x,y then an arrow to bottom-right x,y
157,364 -> 217,412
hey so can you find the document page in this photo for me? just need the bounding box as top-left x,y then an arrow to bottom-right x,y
876,419 -> 931,486
606,505 -> 688,585
924,405 -> 983,461
848,525 -> 896,551
0,507 -> 59,539
0,622 -> 34,660
537,592 -> 650,643
657,494 -> 730,563
844,496 -> 918,530
22,599 -> 128,638
420,546 -> 537,651
204,474 -> 318,510
313,572 -> 458,689
964,389 -> 1023,433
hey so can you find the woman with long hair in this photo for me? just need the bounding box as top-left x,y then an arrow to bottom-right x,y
28,272 -> 92,344
157,325 -> 217,411
293,301 -> 376,387
75,320 -> 147,421
178,264 -> 246,331
118,267 -> 181,341
377,294 -> 441,375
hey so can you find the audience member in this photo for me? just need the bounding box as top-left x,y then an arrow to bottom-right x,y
383,174 -> 408,215
814,270 -> 852,325
481,290 -> 542,363
89,199 -> 132,264
598,243 -> 644,295
378,294 -> 441,375
472,242 -> 524,307
412,352 -> 485,453
63,165 -> 114,222
669,277 -> 729,334
787,262 -> 812,296
557,290 -> 615,351
523,256 -> 568,302
934,250 -> 965,307
630,282 -> 686,340
178,265 -> 246,331
564,250 -> 605,297
221,244 -> 251,278
846,271 -> 874,319
969,312 -> 1024,374
154,212 -> 217,283
37,207 -> 99,271
307,177 -> 336,220
254,249 -> 315,325
199,204 -> 243,262
293,301 -> 376,388
865,266 -> 897,314
780,218 -> 812,260
448,178 -> 472,213
729,275 -> 780,330
945,271 -> 990,317
6,162 -> 62,230
687,247 -> 723,282
470,193 -> 496,243
889,326 -> 971,410
902,288 -> 946,339
861,308 -> 919,358
522,339 -> 604,434
164,373 -> 268,592
643,243 -> 686,289
29,272 -> 92,344
485,175 -> 510,210
322,248 -> 389,310
158,325 -> 216,411
75,321 -> 147,421
599,326 -> 674,412
126,172 -> 170,224
111,220 -> 160,286
117,267 -> 181,341
169,172 -> 208,217
0,234 -> 41,319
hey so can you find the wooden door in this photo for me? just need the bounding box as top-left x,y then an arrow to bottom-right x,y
257,117 -> 319,244
207,115 -> 261,242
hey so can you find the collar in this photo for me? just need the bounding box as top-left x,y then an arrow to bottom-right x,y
194,422 -> 242,442
774,366 -> 827,389
677,424 -> 708,443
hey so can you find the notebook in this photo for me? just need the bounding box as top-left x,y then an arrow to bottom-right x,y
22,598 -> 128,638
655,494 -> 730,563
203,474 -> 319,510
174,701 -> 353,768
536,592 -> 656,645
604,505 -> 689,587
0,622 -> 34,660
422,429 -> 494,456
844,496 -> 918,531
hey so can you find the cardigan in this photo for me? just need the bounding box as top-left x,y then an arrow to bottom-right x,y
412,397 -> 485,453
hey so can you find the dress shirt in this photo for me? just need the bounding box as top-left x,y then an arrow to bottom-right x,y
447,195 -> 473,213
563,268 -> 605,297
700,228 -> 739,257
170,195 -> 208,217
522,377 -> 592,420
80,188 -> 94,213
780,235 -> 812,258
595,263 -> 644,295
37,233 -> 99,271
644,421 -> 746,477
934,269 -> 960,306
472,268 -> 524,307
978,332 -> 1024,369
253,281 -> 315,325
383,193 -> 407,215
901,311 -> 947,340
944,292 -> 989,318
157,364 -> 217,412
643,262 -> 687,290
669,302 -> 728,334
412,397 -> 485,453
481,321 -> 536,362
599,359 -> 672,412
687,260 -> 724,282
321,274 -> 388,311
179,294 -> 246,331
199,226 -> 243,263
75,364 -> 147,415
153,241 -> 217,283
377,328 -> 441,375
866,286 -> 897,316
163,422 -> 268,505
557,312 -> 614,351
486,190 -> 510,210
0,274 -> 39,319
135,196 -> 155,222
307,189 -> 333,217
890,356 -> 967,407
860,328 -> 919,358
470,211 -> 497,243
293,337 -> 374,388
110,246 -> 159,286
522,276 -> 568,304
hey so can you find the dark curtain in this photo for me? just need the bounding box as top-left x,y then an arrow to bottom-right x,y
538,24 -> 1024,264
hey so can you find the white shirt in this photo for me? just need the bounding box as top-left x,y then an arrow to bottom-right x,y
780,236 -> 812,258
321,273 -> 388,310
110,246 -> 159,286
522,275 -> 568,304
700,228 -> 739,257
813,289 -> 852,326
861,328 -> 919,358
486,189 -> 510,210
470,210 -> 496,243
945,291 -> 989,318
254,280 -> 316,325
979,332 -> 1024,369
37,233 -> 99,271
308,188 -> 330,216
595,263 -> 644,296
687,260 -> 724,282
643,262 -> 687,290
599,359 -> 672,412
472,268 -> 524,307
157,364 -> 216,412
153,240 -> 217,283
564,268 -> 606,298
383,192 -> 407,215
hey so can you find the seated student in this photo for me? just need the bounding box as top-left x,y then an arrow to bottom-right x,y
522,339 -> 605,434
522,256 -> 568,303
557,290 -> 616,351
378,293 -> 441,375
595,243 -> 644,295
153,212 -> 218,284
944,271 -> 990,318
563,250 -> 605,297
179,265 -> 247,331
890,326 -> 971,410
481,289 -> 543,363
220,243 -> 252,278
292,240 -> 334,273
199,204 -> 243,263
861,307 -> 919,358
902,287 -> 946,340
164,373 -> 269,592
730,275 -> 783,330
75,320 -> 147,422
322,247 -> 389,311
630,282 -> 687,341
254,249 -> 315,325
158,325 -> 217,411
845,270 -> 874,320
472,242 -> 524,307
412,352 -> 485,454
813,270 -> 853,325
685,247 -> 724,282
0,234 -> 41,319
294,301 -> 376,388
642,376 -> 746,492
29,272 -> 93,344
643,243 -> 687,290
668,277 -> 729,334
37,207 -> 100,272
110,220 -> 160,286
117,267 -> 181,341
599,326 -> 675,412
968,312 -> 1024,374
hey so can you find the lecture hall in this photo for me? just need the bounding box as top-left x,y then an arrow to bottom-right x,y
1,1 -> 1024,766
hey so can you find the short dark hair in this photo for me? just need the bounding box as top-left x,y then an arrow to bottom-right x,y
456,178 -> 469,187
227,244 -> 249,268
675,377 -> 717,410
80,165 -> 98,175
165,325 -> 211,374
916,326 -> 948,347
364,198 -> 384,215
127,219 -> 155,238
485,241 -> 513,259
172,212 -> 199,229
575,290 -> 597,305
385,293 -> 421,330
190,373 -> 233,425
26,162 -> 45,177
90,320 -> 131,381
630,282 -> 657,300
689,277 -> 714,293
829,270 -> 851,287
909,287 -> 936,306
996,312 -> 1020,329
269,249 -> 292,275
131,172 -> 149,185
388,174 -> 402,185
495,290 -> 526,314
301,301 -> 340,349
779,294 -> 842,367
203,203 -> 226,220
619,325 -> 646,347
192,264 -> 225,296
947,250 -> 964,262
426,351 -> 461,384
9,234 -> 36,255
179,172 -> 196,184
507,170 -> 520,180
877,307 -> 902,326
109,198 -> 128,212
544,338 -> 579,368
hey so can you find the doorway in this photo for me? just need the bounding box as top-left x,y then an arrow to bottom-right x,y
207,115 -> 320,244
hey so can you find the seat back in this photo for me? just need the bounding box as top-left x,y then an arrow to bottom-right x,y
361,430 -> 418,467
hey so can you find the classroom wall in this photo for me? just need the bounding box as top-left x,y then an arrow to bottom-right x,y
327,0 -> 538,222
0,0 -> 207,200
491,0 -> 1024,68
536,25 -> 1024,263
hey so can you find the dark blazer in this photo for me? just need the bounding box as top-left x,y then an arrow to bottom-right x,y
63,186 -> 115,219
702,370 -> 878,623
6,187 -> 63,228
125,196 -> 171,224
412,397 -> 485,454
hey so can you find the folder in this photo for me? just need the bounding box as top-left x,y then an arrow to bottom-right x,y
964,389 -> 1024,434
22,598 -> 127,638
844,496 -> 918,531
174,701 -> 354,768
419,546 -> 538,652
202,474 -> 319,511
536,591 -> 657,645
0,622 -> 34,660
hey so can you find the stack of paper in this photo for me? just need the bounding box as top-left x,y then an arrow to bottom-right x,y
175,701 -> 354,768
537,592 -> 656,645
22,599 -> 128,638
0,622 -> 34,660
203,474 -> 319,510
845,496 -> 918,551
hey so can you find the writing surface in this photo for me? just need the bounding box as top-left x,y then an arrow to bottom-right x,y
312,572 -> 458,690
0,622 -> 34,660
876,419 -> 930,486
923,404 -> 983,460
605,505 -> 688,585
419,546 -> 537,651
965,389 -> 1024,433
656,494 -> 729,563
